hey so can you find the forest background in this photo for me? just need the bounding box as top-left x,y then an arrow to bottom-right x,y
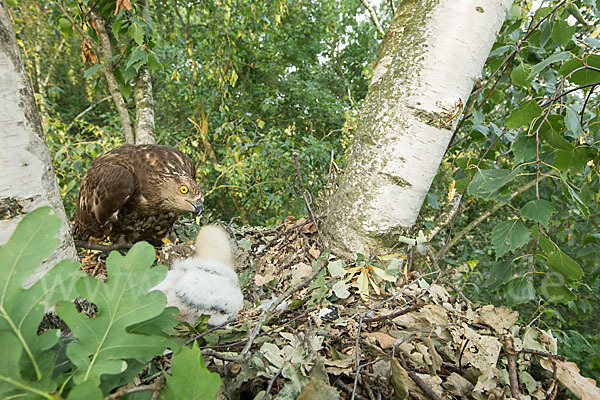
9,0 -> 600,382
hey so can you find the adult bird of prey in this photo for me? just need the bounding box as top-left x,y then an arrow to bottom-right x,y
73,144 -> 204,245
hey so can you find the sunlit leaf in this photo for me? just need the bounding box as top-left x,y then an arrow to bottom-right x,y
56,243 -> 171,386
505,100 -> 542,129
527,51 -> 571,79
327,259 -> 347,278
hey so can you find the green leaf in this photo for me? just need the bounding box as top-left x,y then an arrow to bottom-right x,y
512,133 -> 536,164
559,174 -> 589,218
58,17 -> 73,37
554,147 -> 590,171
488,261 -> 513,288
565,105 -> 584,137
67,381 -> 103,400
510,63 -> 532,87
539,275 -> 576,304
56,242 -> 171,386
538,234 -> 555,255
468,167 -> 521,200
147,51 -> 163,73
327,259 -> 347,278
520,200 -> 555,227
163,342 -> 221,400
547,249 -> 584,281
506,277 -> 536,306
0,207 -> 84,398
527,51 -> 571,79
84,64 -> 102,79
538,115 -> 573,151
551,20 -> 576,46
566,4 -> 587,25
128,22 -> 145,46
505,100 -> 542,129
491,219 -> 531,258
558,54 -> 600,85
126,47 -> 148,72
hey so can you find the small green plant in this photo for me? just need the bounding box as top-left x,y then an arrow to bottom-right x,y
0,207 -> 221,399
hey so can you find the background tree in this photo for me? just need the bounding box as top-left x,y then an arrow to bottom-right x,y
0,0 -> 77,282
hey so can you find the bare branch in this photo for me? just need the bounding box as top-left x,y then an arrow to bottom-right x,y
360,0 -> 385,36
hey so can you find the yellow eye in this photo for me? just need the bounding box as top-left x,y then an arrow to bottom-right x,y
180,185 -> 188,194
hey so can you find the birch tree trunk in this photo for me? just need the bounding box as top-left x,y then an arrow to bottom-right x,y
323,0 -> 513,255
0,0 -> 78,279
133,65 -> 156,144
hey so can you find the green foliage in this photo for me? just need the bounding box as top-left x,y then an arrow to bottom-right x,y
427,0 -> 600,379
0,208 -> 218,398
0,207 -> 83,399
56,242 -> 170,387
163,342 -> 221,400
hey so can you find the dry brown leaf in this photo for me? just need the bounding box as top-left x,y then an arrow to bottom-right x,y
80,40 -> 97,64
297,378 -> 340,400
284,215 -> 299,229
365,332 -> 396,349
291,263 -> 313,285
254,272 -> 276,287
308,244 -> 321,259
114,0 -> 133,15
540,358 -> 600,400
302,221 -> 317,234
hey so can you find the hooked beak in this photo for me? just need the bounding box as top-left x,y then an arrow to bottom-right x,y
187,198 -> 204,216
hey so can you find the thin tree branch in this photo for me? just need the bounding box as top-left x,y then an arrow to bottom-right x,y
74,240 -> 133,252
292,152 -> 325,248
240,256 -> 328,356
65,96 -> 111,133
88,7 -> 136,143
360,0 -> 385,36
437,172 -> 554,259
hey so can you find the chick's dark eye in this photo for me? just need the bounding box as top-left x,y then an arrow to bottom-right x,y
180,185 -> 188,194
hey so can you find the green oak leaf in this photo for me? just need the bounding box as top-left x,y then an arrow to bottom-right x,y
163,342 -> 221,400
0,207 -> 84,398
491,219 -> 531,259
56,242 -> 171,386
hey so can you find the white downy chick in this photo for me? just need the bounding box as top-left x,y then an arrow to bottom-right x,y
152,225 -> 243,325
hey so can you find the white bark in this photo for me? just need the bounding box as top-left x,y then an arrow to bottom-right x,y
134,65 -> 156,144
324,0 -> 513,255
0,0 -> 78,280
